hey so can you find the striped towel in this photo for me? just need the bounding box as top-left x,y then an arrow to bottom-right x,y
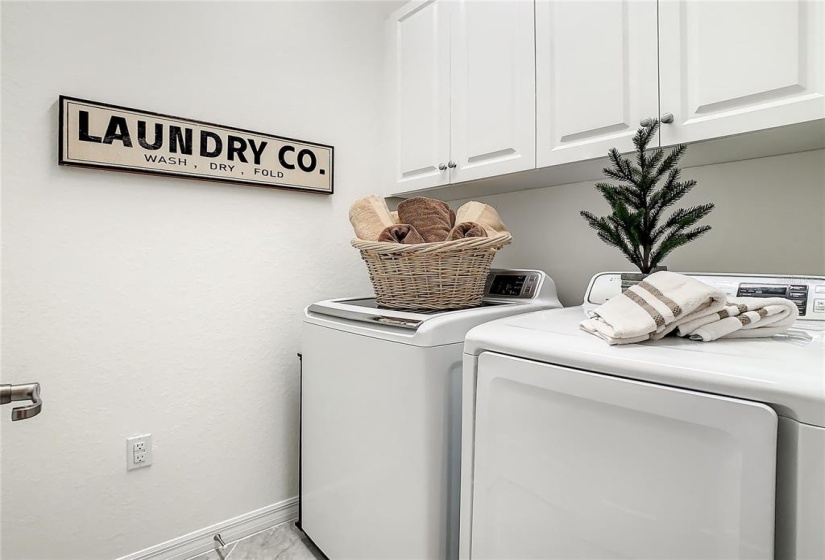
676,297 -> 798,341
579,271 -> 727,345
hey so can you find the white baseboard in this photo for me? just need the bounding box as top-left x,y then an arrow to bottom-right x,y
117,496 -> 299,560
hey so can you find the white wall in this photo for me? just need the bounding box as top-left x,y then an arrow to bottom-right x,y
1,2 -> 387,558
467,150 -> 825,305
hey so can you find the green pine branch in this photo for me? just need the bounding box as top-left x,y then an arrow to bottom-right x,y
650,225 -> 712,269
581,210 -> 641,268
580,119 -> 714,274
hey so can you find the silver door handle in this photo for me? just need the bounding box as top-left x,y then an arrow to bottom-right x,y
438,163 -> 447,171
0,382 -> 42,421
661,112 -> 674,124
640,117 -> 654,127
447,160 -> 456,169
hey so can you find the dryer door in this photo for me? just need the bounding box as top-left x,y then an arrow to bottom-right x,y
468,352 -> 777,560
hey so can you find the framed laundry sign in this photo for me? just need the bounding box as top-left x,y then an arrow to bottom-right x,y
58,96 -> 333,194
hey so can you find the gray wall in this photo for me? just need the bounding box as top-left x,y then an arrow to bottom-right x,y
467,149 -> 825,305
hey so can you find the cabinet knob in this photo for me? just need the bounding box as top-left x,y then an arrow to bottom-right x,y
447,161 -> 457,169
640,117 -> 654,127
661,112 -> 675,124
438,163 -> 447,171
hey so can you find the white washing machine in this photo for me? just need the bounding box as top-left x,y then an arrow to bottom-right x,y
459,272 -> 825,560
300,269 -> 562,560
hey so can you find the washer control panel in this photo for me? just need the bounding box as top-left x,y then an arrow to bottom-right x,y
485,269 -> 547,300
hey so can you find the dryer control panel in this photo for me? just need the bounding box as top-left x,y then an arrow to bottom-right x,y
737,283 -> 810,316
585,272 -> 825,322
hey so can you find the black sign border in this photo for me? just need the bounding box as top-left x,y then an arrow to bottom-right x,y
58,95 -> 334,195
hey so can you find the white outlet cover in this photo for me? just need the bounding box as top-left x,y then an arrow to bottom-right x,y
126,434 -> 152,471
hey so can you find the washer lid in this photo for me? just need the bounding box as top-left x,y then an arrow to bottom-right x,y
305,296 -> 562,347
307,268 -> 561,331
464,306 -> 825,426
307,297 -> 515,331
304,269 -> 563,346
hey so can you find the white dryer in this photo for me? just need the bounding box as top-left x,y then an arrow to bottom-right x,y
300,269 -> 562,560
459,272 -> 825,560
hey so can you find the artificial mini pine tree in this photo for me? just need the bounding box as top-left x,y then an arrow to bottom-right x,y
580,120 -> 714,275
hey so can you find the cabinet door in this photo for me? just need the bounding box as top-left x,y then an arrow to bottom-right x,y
449,0 -> 535,184
536,1 -> 658,167
388,0 -> 451,192
658,0 -> 825,146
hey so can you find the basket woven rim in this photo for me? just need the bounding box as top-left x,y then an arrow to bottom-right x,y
351,232 -> 512,254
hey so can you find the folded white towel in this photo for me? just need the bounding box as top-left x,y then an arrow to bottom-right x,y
579,271 -> 727,345
677,297 -> 798,341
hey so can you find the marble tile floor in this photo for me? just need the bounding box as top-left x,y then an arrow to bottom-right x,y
188,522 -> 326,560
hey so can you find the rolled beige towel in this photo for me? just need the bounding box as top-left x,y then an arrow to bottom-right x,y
448,221 -> 488,240
378,224 -> 425,244
390,211 -> 399,224
455,201 -> 508,236
397,197 -> 455,243
349,195 -> 395,241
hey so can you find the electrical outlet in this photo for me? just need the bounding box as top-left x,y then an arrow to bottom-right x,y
127,434 -> 152,471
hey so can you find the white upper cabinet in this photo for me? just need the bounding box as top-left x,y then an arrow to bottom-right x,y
389,0 -> 451,192
658,0 -> 825,146
536,1 -> 659,167
450,1 -> 535,183
388,0 -> 535,194
387,0 -> 824,198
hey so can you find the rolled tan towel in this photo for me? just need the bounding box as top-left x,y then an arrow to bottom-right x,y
455,201 -> 508,236
349,195 -> 395,241
448,221 -> 488,240
390,211 -> 399,224
397,197 -> 455,243
378,224 -> 425,244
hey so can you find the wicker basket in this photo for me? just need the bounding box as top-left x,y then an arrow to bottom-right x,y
352,233 -> 512,311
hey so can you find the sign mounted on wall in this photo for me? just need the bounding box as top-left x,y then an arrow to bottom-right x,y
58,96 -> 333,194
